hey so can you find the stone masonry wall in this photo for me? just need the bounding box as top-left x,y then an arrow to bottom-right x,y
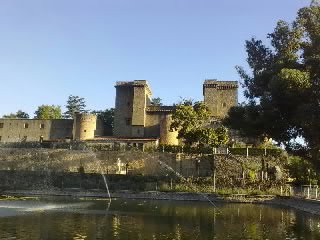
0,148 -> 286,186
204,81 -> 238,118
0,119 -> 73,142
145,112 -> 165,138
132,86 -> 146,126
113,86 -> 134,137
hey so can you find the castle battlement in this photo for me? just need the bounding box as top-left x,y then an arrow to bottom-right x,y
145,105 -> 174,113
115,80 -> 152,96
203,79 -> 238,89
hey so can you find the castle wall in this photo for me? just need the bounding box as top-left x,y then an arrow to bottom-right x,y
0,119 -> 73,142
113,86 -> 134,137
95,119 -> 106,137
145,112 -> 163,138
132,86 -> 146,126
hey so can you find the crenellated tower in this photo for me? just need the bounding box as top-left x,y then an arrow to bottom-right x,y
203,80 -> 238,118
113,80 -> 152,138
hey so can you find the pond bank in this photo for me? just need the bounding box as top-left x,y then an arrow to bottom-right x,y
2,189 -> 320,216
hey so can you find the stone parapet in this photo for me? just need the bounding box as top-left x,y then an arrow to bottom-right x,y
146,106 -> 174,112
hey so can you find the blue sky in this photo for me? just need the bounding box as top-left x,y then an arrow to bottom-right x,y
0,0 -> 310,117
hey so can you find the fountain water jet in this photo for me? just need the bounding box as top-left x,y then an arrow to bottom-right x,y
157,158 -> 217,207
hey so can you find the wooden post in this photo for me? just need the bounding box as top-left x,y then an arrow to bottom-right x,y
246,147 -> 249,158
213,169 -> 216,193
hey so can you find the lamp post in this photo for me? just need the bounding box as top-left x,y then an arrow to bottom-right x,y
308,168 -> 311,189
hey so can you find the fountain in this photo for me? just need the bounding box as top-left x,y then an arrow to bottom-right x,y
157,158 -> 217,206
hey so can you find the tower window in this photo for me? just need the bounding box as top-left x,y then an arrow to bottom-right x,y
24,123 -> 29,128
0,123 -> 3,128
0,136 -> 1,141
125,118 -> 132,125
222,102 -> 227,107
40,123 -> 45,129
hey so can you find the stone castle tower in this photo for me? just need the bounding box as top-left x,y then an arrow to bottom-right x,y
113,80 -> 179,144
72,112 -> 97,140
113,80 -> 152,138
203,80 -> 238,118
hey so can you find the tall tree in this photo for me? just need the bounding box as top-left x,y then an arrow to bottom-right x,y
34,105 -> 62,119
64,95 -> 87,119
150,97 -> 163,106
3,110 -> 29,119
224,2 -> 320,163
171,100 -> 228,147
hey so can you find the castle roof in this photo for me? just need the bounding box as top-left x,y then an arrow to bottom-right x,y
115,80 -> 152,95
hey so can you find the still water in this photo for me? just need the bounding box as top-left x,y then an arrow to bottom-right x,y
0,197 -> 319,240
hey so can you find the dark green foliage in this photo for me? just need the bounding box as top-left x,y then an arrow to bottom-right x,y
3,110 -> 29,119
64,95 -> 87,119
288,156 -> 318,185
225,3 -> 320,162
171,100 -> 228,147
150,97 -> 163,106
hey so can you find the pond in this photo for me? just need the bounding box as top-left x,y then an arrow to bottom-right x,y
0,197 -> 319,239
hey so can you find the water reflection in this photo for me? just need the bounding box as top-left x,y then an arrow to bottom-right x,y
0,198 -> 318,239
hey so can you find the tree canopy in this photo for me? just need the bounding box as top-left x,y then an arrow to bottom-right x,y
171,100 -> 228,147
64,95 -> 87,119
2,110 -> 29,119
224,2 -> 320,161
150,97 -> 163,106
34,105 -> 62,119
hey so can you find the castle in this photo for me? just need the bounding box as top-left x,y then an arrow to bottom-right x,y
0,80 -> 238,146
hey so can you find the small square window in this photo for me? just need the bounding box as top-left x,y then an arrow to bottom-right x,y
125,118 -> 132,125
40,123 -> 45,129
24,123 -> 29,129
0,123 -> 3,128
